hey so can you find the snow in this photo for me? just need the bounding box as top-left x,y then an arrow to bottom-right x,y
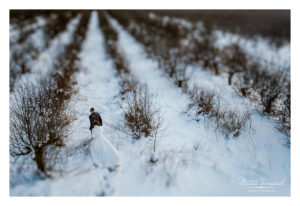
214,30 -> 291,70
10,11 -> 290,196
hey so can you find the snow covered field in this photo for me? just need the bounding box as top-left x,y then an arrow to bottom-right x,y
9,11 -> 290,196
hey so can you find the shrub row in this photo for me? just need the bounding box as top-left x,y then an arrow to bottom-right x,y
99,11 -> 163,145
10,11 -> 80,92
109,12 -> 252,139
10,11 -> 91,178
109,11 -> 290,138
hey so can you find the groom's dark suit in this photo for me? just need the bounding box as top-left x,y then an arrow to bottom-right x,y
89,112 -> 102,131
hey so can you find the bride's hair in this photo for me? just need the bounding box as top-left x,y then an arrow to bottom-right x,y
90,107 -> 95,112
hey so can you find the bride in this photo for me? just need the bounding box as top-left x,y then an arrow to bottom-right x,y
89,121 -> 120,171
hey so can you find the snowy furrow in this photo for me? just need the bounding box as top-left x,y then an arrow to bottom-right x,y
69,12 -> 121,147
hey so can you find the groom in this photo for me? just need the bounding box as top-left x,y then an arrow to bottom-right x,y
89,107 -> 103,131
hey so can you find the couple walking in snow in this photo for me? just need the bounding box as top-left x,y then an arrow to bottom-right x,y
88,107 -> 120,171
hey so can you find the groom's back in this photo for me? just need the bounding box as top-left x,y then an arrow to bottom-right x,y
89,112 -> 102,127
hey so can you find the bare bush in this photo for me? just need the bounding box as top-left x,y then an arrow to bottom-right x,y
121,85 -> 163,143
233,60 -> 290,136
253,68 -> 285,115
119,74 -> 139,97
187,85 -> 218,116
233,62 -> 260,99
191,28 -> 221,75
186,85 -> 252,138
239,63 -> 286,114
155,46 -> 189,89
212,107 -> 252,138
273,82 -> 290,137
221,43 -> 248,85
10,79 -> 76,177
173,62 -> 189,90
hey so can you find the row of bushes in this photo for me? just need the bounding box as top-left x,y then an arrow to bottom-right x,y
147,13 -> 291,137
98,11 -> 163,150
10,39 -> 40,92
10,10 -> 80,46
186,85 -> 252,139
10,11 -> 79,92
148,10 -> 290,46
10,11 -> 91,178
108,11 -> 253,139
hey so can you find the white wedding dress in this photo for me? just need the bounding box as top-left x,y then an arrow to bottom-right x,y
90,126 -> 120,169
